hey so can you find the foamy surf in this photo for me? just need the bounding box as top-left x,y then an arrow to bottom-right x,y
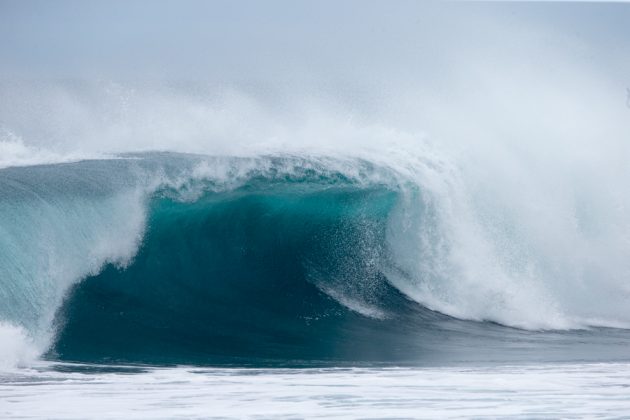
3,362 -> 630,419
0,322 -> 38,370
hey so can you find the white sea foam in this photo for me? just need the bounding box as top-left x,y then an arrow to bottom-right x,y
0,129 -> 99,170
0,322 -> 38,370
2,362 -> 630,419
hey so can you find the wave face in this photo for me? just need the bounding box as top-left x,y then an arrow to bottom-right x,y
2,153 -> 630,366
52,180 -> 429,363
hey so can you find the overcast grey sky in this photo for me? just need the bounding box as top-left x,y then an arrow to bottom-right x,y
1,0 -> 629,86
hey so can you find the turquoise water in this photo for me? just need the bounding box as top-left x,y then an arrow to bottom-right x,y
1,154 -> 630,368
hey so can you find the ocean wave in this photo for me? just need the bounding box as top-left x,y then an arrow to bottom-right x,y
1,152 -> 630,366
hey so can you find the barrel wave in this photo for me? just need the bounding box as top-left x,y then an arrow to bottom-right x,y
2,152 -> 630,367
52,182 -> 433,364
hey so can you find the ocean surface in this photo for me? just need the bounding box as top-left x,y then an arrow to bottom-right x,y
2,362 -> 630,419
2,153 -> 630,417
